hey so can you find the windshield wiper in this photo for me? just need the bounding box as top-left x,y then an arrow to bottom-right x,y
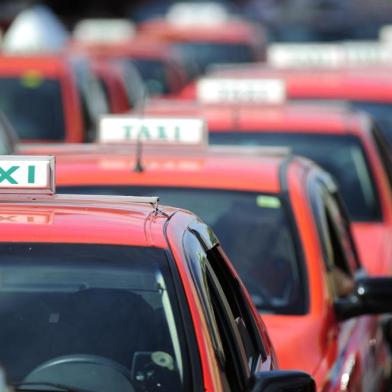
13,381 -> 94,392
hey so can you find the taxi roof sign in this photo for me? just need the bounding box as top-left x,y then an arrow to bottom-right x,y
98,115 -> 208,147
268,43 -> 344,68
343,41 -> 392,65
73,19 -> 135,43
268,42 -> 392,68
166,2 -> 230,26
197,78 -> 286,104
0,156 -> 55,195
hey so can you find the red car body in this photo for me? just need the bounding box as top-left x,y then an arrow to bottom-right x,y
0,55 -> 84,142
0,154 -> 302,391
0,54 -> 110,143
137,18 -> 267,75
31,146 -> 392,391
90,60 -> 130,113
139,100 -> 392,277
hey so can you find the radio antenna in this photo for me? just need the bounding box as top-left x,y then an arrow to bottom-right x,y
133,90 -> 148,173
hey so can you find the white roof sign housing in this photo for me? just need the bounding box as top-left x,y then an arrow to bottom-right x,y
73,19 -> 136,44
268,42 -> 392,68
268,43 -> 344,68
0,156 -> 55,194
98,115 -> 208,147
197,78 -> 286,104
166,2 -> 230,26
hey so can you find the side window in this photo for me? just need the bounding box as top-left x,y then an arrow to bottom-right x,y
206,246 -> 266,369
310,180 -> 356,299
72,60 -> 109,141
327,192 -> 360,272
323,205 -> 355,298
184,231 -> 259,391
372,125 -> 392,190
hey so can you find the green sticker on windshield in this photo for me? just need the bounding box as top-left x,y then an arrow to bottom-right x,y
256,195 -> 281,208
21,70 -> 43,88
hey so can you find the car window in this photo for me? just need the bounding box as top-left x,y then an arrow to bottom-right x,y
72,59 -> 109,141
324,203 -> 356,298
132,59 -> 170,96
110,59 -> 146,107
173,42 -> 254,73
59,186 -> 307,315
350,101 -> 392,147
291,99 -> 392,148
210,132 -> 382,222
371,124 -> 392,190
205,245 -> 266,369
0,77 -> 66,140
309,181 -> 356,299
0,243 -> 188,392
184,231 -> 252,391
184,231 -> 237,391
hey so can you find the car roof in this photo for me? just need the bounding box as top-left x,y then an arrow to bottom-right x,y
137,18 -> 258,43
0,194 -> 174,248
53,148 -> 291,194
68,36 -> 174,61
206,65 -> 392,101
142,99 -> 370,135
0,54 -> 72,77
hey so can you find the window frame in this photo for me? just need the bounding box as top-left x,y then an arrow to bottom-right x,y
308,173 -> 360,300
183,225 -> 267,390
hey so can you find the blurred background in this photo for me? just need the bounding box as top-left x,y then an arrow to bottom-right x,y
2,0 -> 392,42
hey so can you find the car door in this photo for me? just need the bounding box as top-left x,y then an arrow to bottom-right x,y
310,174 -> 388,391
183,225 -> 273,392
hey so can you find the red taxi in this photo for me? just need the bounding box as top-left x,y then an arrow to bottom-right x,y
0,54 -> 109,143
137,3 -> 266,75
71,18 -> 188,99
0,155 -> 316,392
71,38 -> 189,97
37,116 -> 392,391
180,65 -> 392,146
139,98 -> 392,277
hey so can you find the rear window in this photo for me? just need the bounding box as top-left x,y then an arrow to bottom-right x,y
58,187 -> 308,315
0,77 -> 65,140
350,101 -> 392,147
210,132 -> 381,222
132,59 -> 170,96
173,42 -> 254,73
0,243 -> 188,391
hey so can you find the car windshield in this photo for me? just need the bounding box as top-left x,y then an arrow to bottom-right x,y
58,187 -> 307,315
0,77 -> 65,140
0,243 -> 187,392
132,59 -> 170,96
349,101 -> 392,147
210,132 -> 381,222
173,42 -> 254,73
292,99 -> 392,150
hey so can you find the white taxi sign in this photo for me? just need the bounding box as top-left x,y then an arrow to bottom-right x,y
98,115 -> 208,146
268,43 -> 344,68
166,2 -> 230,26
73,19 -> 135,43
343,41 -> 392,65
268,42 -> 392,68
0,156 -> 54,194
197,78 -> 286,104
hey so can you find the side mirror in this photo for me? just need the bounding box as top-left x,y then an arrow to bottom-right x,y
335,277 -> 392,321
250,370 -> 316,392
